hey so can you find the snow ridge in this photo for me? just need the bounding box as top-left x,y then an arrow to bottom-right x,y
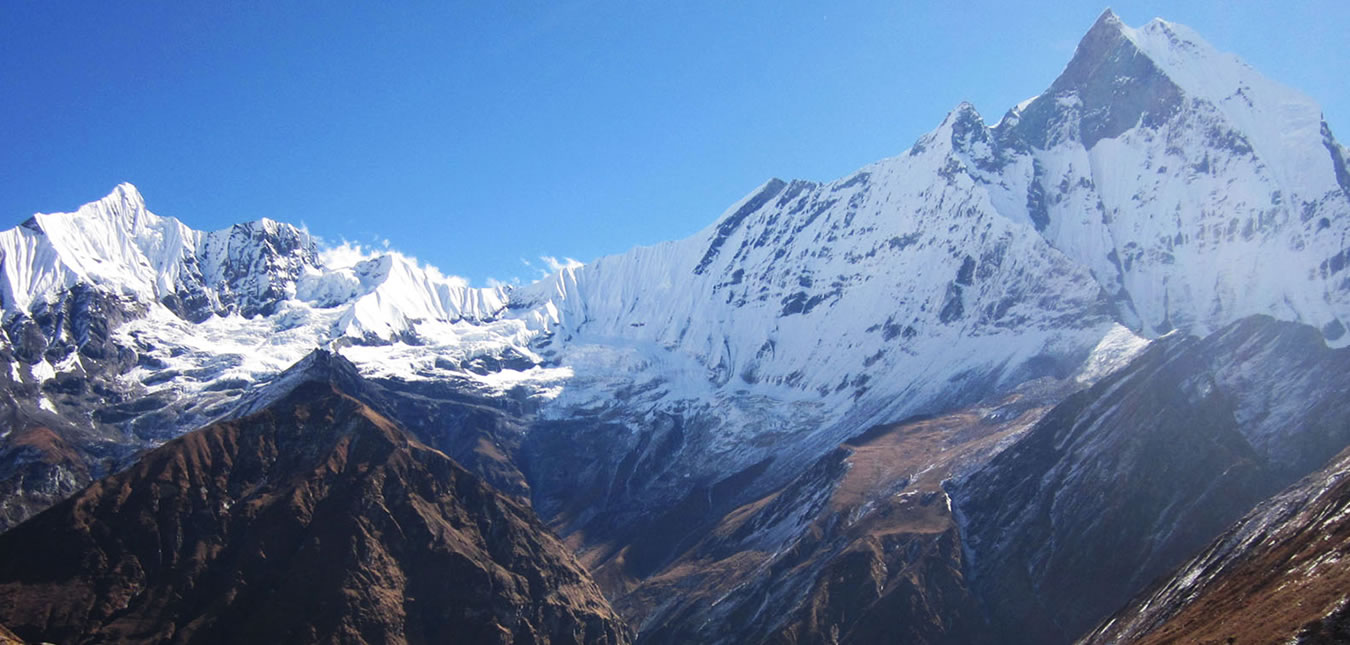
0,183 -> 510,340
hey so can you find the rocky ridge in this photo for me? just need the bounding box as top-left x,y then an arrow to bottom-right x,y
1083,444 -> 1350,645
0,357 -> 629,644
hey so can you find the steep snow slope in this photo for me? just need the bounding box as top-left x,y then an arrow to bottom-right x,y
500,118 -> 1122,498
517,118 -> 1116,407
979,11 -> 1350,339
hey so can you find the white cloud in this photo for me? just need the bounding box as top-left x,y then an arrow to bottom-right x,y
318,240 -> 377,269
539,255 -> 584,273
485,276 -> 522,289
315,239 -> 470,288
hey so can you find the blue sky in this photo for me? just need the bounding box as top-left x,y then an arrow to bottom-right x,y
3,1 -> 1346,286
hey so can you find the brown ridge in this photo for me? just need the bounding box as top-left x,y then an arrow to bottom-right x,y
0,380 -> 629,645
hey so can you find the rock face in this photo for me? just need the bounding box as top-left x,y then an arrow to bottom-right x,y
0,424 -> 91,530
0,363 -> 629,645
1082,445 -> 1350,645
0,341 -> 135,531
604,315 -> 1350,645
608,378 -> 1073,645
951,315 -> 1350,644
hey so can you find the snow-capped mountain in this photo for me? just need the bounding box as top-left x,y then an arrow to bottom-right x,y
0,183 -> 313,320
0,182 -> 521,426
992,11 -> 1350,340
1,9 -> 1348,644
5,11 -> 1346,441
0,184 -> 527,527
0,181 -> 510,335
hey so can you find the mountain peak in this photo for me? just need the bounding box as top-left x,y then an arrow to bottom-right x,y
1075,10 -> 1200,68
1073,8 -> 1131,61
81,182 -> 150,229
947,101 -> 980,119
1000,10 -> 1184,149
108,181 -> 143,202
1090,7 -> 1124,33
72,182 -> 152,229
935,101 -> 991,153
224,348 -> 374,421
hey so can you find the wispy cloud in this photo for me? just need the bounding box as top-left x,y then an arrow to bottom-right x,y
539,255 -> 584,272
485,276 -> 522,289
315,238 -> 470,288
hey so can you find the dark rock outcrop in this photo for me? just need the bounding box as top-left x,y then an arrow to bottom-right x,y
609,380 -> 1075,644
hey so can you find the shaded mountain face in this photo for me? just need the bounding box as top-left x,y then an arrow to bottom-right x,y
607,376 -> 1077,645
0,371 -> 629,645
590,315 -> 1349,645
1082,445 -> 1350,645
951,315 -> 1350,644
0,333 -> 139,531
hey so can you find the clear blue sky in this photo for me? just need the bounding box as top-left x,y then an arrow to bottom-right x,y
3,1 -> 1346,285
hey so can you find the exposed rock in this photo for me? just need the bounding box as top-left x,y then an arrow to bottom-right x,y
952,316 -> 1350,644
1083,445 -> 1350,645
0,379 -> 630,645
609,378 -> 1072,644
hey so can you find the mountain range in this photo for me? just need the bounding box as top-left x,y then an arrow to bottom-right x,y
0,9 -> 1347,644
